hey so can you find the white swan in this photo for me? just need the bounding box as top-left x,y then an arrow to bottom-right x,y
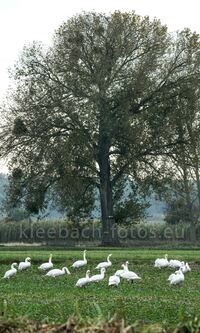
76,270 -> 90,287
18,257 -> 31,271
38,254 -> 53,271
169,259 -> 184,269
115,261 -> 129,277
120,262 -> 141,282
169,267 -> 184,285
3,263 -> 18,279
46,267 -> 71,277
109,274 -> 120,287
89,267 -> 106,282
168,270 -> 178,282
168,262 -> 190,281
181,262 -> 191,273
72,250 -> 87,268
95,254 -> 112,269
154,254 -> 169,268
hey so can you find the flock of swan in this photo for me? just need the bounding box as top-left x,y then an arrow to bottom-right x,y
2,250 -> 191,287
154,254 -> 191,285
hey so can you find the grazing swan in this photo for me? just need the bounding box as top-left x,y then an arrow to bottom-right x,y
38,254 -> 53,271
18,257 -> 31,271
168,270 -> 178,282
76,270 -> 90,287
168,263 -> 190,281
3,263 -> 18,279
154,254 -> 169,268
181,262 -> 191,273
89,267 -> 106,282
109,274 -> 120,287
72,250 -> 87,268
169,259 -> 184,269
169,267 -> 184,285
120,262 -> 141,282
95,254 -> 112,269
115,261 -> 129,277
46,267 -> 71,277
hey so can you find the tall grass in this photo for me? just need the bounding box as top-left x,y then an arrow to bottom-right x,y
0,219 -> 199,246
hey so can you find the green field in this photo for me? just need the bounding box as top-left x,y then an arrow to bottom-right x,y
0,248 -> 199,329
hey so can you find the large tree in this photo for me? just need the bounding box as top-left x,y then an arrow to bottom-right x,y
1,12 -> 200,244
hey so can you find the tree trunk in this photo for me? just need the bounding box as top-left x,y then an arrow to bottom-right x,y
98,150 -> 119,246
178,123 -> 193,223
182,158 -> 193,223
186,122 -> 200,219
194,166 -> 200,215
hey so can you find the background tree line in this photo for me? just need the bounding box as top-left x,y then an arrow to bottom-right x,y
0,11 -> 200,245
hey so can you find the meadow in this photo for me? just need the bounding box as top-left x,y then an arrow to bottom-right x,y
0,248 -> 200,330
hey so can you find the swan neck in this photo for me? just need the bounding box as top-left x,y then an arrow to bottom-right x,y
107,255 -> 111,263
83,251 -> 86,261
63,267 -> 70,274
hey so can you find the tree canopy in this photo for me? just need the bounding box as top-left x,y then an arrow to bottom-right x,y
1,11 -> 200,244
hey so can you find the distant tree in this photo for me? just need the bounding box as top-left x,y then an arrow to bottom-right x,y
163,180 -> 198,225
156,85 -> 200,224
0,12 -> 200,244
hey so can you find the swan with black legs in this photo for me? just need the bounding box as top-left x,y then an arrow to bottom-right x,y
120,262 -> 141,282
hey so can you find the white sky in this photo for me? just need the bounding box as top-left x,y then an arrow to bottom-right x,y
0,0 -> 200,173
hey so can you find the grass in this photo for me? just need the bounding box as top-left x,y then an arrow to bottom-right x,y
0,248 -> 200,329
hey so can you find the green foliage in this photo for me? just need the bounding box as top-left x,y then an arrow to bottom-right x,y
161,178 -> 200,225
164,197 -> 200,225
113,177 -> 149,224
54,176 -> 96,218
5,208 -> 29,222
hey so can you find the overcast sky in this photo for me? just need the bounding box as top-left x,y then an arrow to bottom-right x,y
0,0 -> 200,172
